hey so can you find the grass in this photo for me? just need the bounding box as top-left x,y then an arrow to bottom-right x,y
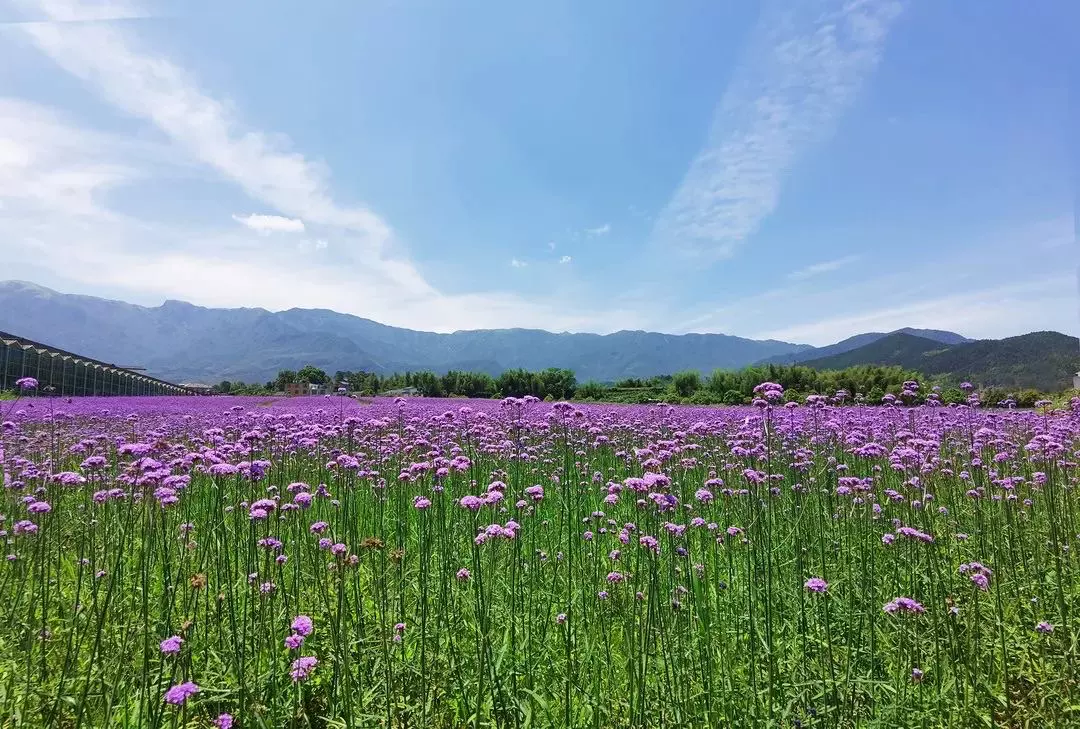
0,392 -> 1076,727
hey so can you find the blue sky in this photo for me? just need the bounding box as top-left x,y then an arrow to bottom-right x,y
0,0 -> 1074,345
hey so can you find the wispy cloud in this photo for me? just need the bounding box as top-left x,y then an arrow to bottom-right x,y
787,254 -> 860,280
18,0 -> 392,246
232,213 -> 305,234
510,258 -> 527,268
651,0 -> 903,259
2,0 -> 154,24
559,255 -> 572,264
1,0 -> 644,334
586,223 -> 610,237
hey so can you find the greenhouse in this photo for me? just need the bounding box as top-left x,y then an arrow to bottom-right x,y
0,330 -> 192,396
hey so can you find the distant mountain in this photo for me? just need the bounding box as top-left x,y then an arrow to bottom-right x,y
801,331 -> 1079,391
758,328 -> 970,365
799,332 -> 952,370
0,281 -> 812,383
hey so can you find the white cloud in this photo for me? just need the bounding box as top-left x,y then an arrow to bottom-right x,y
559,255 -> 572,264
1,0 -> 652,334
651,0 -> 903,259
787,254 -> 860,280
586,223 -> 610,236
0,98 -> 139,219
232,213 -> 305,234
510,258 -> 527,268
4,0 -> 153,23
0,95 -> 638,333
755,275 -> 1076,344
17,0 -> 392,246
674,216 -> 1074,342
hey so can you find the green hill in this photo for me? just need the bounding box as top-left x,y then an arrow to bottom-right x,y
801,331 -> 1079,391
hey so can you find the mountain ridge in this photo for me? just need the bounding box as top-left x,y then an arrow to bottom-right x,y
799,330 -> 1078,391
5,280 -> 1066,389
757,328 -> 971,365
1,281 -> 816,383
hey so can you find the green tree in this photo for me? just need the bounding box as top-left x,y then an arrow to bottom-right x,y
297,366 -> 329,384
275,370 -> 298,391
722,389 -> 745,405
577,381 -> 606,400
672,370 -> 701,398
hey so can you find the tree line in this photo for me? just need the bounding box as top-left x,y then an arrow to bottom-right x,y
210,363 -> 1054,407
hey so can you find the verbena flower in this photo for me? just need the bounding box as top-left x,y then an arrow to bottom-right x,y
291,615 -> 314,637
883,597 -> 925,615
163,681 -> 199,705
159,635 -> 183,654
290,656 -> 318,682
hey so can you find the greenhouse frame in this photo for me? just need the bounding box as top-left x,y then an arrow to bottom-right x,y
0,330 -> 193,396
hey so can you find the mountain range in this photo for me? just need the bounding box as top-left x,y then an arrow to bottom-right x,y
1,280 -> 812,383
0,281 -> 1072,390
797,330 -> 1078,392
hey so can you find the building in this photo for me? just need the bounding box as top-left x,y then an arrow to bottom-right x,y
0,329 -> 193,396
285,382 -> 327,396
180,383 -> 215,395
380,386 -> 420,397
1074,372 -> 1080,391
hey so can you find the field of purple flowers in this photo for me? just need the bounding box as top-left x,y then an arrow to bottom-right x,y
0,382 -> 1077,727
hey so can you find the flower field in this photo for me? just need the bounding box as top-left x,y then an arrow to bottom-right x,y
0,388 -> 1077,727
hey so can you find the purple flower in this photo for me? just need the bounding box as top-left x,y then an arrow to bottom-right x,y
804,577 -> 828,594
1036,621 -> 1054,634
555,613 -> 567,625
15,377 -> 38,390
413,496 -> 431,510
912,667 -> 924,683
13,520 -> 37,536
215,714 -> 234,729
459,495 -> 484,511
163,681 -> 199,705
159,635 -> 183,654
284,634 -> 304,649
883,597 -> 925,615
456,567 -> 471,582
290,656 -> 318,682
27,501 -> 51,514
291,615 -> 314,637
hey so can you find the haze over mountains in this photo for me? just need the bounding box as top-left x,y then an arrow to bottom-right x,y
1,281 -> 1073,390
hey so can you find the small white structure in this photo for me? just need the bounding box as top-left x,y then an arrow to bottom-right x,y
381,386 -> 420,397
1073,372 -> 1080,390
